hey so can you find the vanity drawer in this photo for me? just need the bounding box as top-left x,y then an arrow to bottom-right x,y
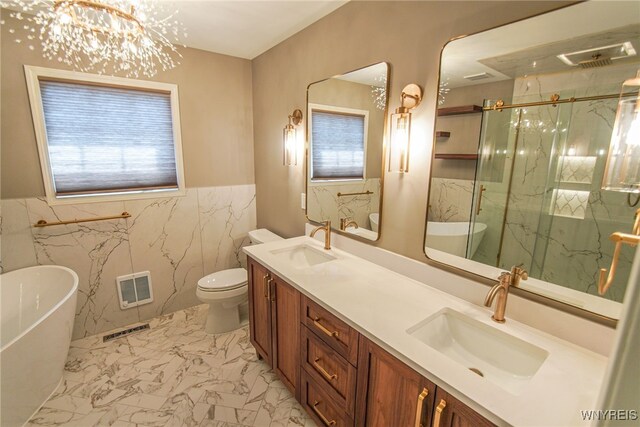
301,325 -> 357,416
302,296 -> 359,365
301,370 -> 354,427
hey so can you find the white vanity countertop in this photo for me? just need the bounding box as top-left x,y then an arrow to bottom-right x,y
244,236 -> 608,427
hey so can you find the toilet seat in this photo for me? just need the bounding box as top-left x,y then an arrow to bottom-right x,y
197,268 -> 247,292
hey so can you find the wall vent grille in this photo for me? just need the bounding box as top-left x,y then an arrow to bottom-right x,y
116,271 -> 153,309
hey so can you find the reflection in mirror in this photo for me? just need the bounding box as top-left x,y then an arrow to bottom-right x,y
306,62 -> 389,241
425,2 -> 640,320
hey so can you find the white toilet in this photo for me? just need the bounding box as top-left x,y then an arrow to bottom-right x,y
196,228 -> 283,334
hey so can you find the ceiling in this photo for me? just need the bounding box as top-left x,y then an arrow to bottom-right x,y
441,2 -> 640,89
161,0 -> 348,59
335,62 -> 388,86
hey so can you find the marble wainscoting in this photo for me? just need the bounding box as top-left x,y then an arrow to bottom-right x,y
0,185 -> 257,339
307,178 -> 380,230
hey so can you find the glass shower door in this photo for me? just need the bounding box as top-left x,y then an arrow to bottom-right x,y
468,103 -> 518,266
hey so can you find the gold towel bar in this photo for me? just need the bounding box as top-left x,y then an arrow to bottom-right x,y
337,190 -> 373,197
33,212 -> 131,228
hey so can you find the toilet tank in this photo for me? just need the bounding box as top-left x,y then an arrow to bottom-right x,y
248,229 -> 283,245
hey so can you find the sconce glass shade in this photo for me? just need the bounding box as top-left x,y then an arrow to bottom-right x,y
283,124 -> 297,166
388,84 -> 422,174
602,73 -> 640,193
389,111 -> 411,173
283,109 -> 302,166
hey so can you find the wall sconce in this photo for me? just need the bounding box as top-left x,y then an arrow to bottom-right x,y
602,71 -> 640,193
598,70 -> 640,295
388,84 -> 423,173
283,109 -> 303,166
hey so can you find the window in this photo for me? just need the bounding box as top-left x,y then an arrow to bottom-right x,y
25,66 -> 185,204
309,104 -> 368,180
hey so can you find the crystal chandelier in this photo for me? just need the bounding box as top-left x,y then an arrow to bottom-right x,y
438,78 -> 450,106
371,73 -> 387,111
1,0 -> 185,77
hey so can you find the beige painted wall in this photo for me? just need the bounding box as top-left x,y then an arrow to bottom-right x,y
1,11 -> 255,199
251,1 -> 571,260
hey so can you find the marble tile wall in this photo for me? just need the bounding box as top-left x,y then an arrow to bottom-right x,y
0,184 -> 257,339
427,178 -> 474,223
307,178 -> 380,230
497,64 -> 638,302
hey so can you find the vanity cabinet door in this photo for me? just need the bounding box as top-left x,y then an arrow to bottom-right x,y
247,257 -> 272,365
430,388 -> 496,427
355,336 -> 436,427
270,274 -> 300,399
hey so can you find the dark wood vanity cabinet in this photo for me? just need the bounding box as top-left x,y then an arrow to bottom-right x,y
247,257 -> 272,365
355,336 -> 436,427
247,257 -> 496,427
300,296 -> 359,426
247,257 -> 300,398
270,273 -> 300,396
431,388 -> 495,427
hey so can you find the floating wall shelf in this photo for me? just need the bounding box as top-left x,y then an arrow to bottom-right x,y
434,153 -> 479,160
437,105 -> 483,116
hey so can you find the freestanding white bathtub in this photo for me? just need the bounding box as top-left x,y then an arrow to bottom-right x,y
1,265 -> 78,426
426,221 -> 487,258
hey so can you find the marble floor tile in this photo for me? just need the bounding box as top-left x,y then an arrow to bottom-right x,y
27,304 -> 317,427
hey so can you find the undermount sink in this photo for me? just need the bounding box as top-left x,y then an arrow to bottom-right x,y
407,308 -> 548,394
269,244 -> 337,268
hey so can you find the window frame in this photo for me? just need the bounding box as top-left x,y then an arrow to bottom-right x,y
24,65 -> 186,205
308,103 -> 369,183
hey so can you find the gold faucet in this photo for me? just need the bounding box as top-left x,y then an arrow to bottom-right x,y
484,266 -> 528,323
310,220 -> 331,250
339,218 -> 359,231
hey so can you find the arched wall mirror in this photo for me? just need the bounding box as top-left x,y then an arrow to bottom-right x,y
424,2 -> 640,322
305,62 -> 390,242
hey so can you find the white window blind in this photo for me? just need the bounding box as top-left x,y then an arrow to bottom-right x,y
311,110 -> 365,180
39,80 -> 178,196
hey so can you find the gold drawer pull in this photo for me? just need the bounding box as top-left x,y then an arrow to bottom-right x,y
262,274 -> 270,299
312,401 -> 336,426
313,317 -> 339,338
268,278 -> 275,301
313,358 -> 338,381
414,387 -> 429,427
433,399 -> 447,427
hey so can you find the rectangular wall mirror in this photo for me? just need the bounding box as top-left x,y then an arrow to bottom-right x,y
425,2 -> 640,321
306,62 -> 390,241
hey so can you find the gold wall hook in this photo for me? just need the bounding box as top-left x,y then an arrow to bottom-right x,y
598,209 -> 640,295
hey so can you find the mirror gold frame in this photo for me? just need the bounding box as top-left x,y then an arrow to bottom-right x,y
304,61 -> 391,244
423,4 -> 621,328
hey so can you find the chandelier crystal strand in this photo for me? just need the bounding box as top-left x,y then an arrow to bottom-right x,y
438,78 -> 450,106
1,0 -> 185,77
371,73 -> 387,111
